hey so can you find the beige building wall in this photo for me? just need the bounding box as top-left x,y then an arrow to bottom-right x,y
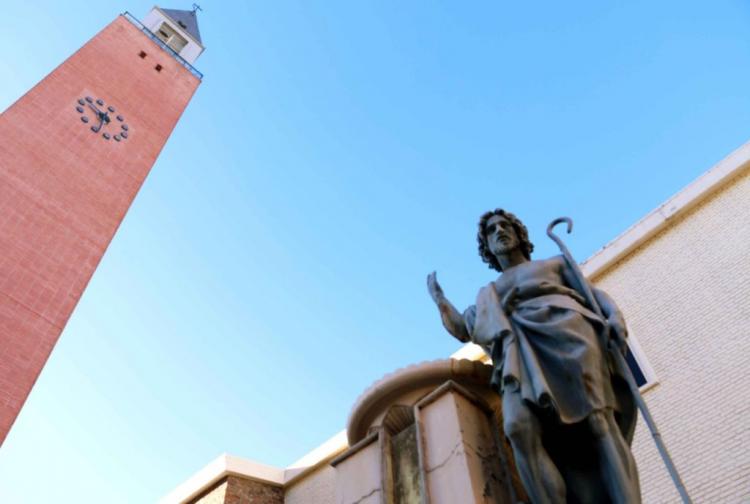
283,466 -> 336,504
591,166 -> 750,502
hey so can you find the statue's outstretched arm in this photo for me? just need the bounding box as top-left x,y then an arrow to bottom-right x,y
427,272 -> 471,343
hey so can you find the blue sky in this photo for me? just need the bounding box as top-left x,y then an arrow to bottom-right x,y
1,1 -> 749,502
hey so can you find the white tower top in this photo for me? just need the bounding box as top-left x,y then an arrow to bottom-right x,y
142,5 -> 205,65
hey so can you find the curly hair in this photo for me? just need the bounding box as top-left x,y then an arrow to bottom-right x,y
477,209 -> 534,272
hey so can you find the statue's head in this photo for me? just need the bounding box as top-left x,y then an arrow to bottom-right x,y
477,209 -> 534,272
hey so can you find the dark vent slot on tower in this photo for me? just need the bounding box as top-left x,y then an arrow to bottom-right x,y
155,64 -> 163,72
139,51 -> 147,59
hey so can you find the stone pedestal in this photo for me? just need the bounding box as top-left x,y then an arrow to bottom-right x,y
332,359 -> 525,504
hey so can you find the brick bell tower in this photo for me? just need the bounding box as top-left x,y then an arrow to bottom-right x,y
0,6 -> 205,444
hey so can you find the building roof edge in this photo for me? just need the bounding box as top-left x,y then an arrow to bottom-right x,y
284,430 -> 349,485
581,139 -> 750,279
158,454 -> 284,504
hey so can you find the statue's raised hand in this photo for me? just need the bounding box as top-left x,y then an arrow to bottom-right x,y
427,272 -> 470,343
427,271 -> 445,305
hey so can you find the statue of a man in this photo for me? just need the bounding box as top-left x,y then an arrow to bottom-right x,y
427,209 -> 641,504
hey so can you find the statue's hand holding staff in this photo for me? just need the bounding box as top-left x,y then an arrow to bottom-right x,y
607,318 -> 629,355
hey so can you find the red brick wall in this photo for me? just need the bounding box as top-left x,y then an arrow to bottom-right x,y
191,477 -> 283,504
225,477 -> 284,504
0,15 -> 200,444
192,480 -> 227,504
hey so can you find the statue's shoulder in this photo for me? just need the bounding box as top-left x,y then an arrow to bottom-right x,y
524,255 -> 565,271
479,278 -> 500,292
476,276 -> 503,298
548,254 -> 567,267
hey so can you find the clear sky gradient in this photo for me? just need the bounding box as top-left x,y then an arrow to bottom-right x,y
1,1 -> 749,502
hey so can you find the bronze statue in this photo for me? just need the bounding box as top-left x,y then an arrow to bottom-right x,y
427,209 -> 641,503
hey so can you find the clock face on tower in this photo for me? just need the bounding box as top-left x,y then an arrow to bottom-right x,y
75,96 -> 130,142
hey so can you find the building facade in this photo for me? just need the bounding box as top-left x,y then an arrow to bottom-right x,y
0,7 -> 203,445
163,141 -> 750,503
582,146 -> 750,503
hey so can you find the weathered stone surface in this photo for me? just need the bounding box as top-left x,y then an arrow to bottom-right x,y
391,424 -> 421,503
333,435 -> 383,504
419,386 -> 513,504
337,361 -> 520,504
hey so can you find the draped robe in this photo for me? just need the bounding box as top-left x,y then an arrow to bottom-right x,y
464,255 -> 634,428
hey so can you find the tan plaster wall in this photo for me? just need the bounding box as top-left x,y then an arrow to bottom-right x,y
334,438 -> 383,504
592,167 -> 750,503
419,390 -> 512,503
284,466 -> 336,504
420,392 -> 476,502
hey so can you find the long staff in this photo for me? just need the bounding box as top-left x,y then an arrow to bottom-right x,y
547,217 -> 692,504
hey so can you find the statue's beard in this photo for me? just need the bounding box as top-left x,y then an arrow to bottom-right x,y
491,240 -> 519,257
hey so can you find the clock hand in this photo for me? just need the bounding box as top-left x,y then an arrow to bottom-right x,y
87,102 -> 104,118
87,102 -> 113,132
91,114 -> 105,133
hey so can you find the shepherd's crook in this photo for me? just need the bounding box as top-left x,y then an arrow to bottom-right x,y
547,217 -> 692,504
